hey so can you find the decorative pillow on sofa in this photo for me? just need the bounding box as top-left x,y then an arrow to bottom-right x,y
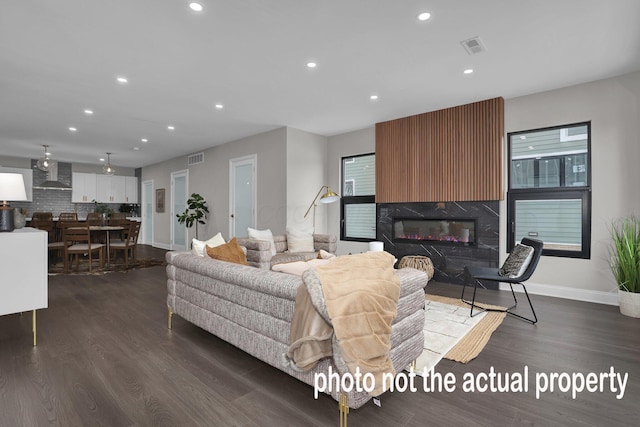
248,227 -> 276,256
318,249 -> 336,259
286,227 -> 315,253
498,243 -> 534,278
192,232 -> 225,256
206,237 -> 248,265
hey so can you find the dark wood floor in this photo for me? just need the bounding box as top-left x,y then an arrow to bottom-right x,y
1,245 -> 639,426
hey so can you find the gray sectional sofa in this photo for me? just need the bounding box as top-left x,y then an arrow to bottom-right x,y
166,250 -> 427,409
236,234 -> 337,269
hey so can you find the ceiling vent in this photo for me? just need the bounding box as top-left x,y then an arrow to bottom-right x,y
188,152 -> 204,166
461,36 -> 486,55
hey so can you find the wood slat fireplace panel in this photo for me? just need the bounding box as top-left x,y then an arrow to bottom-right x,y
375,97 -> 504,203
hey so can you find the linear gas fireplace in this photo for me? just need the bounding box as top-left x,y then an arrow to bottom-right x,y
393,218 -> 476,245
378,201 -> 499,286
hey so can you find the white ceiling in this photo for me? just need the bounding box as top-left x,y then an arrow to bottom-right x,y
1,0 -> 639,169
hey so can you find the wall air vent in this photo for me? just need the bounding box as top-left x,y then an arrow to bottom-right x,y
188,152 -> 204,166
461,36 -> 487,55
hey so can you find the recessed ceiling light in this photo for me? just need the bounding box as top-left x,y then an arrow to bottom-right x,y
141,138 -> 148,143
370,94 -> 379,101
418,12 -> 431,21
167,125 -> 175,130
306,62 -> 317,69
189,2 -> 203,12
99,158 -> 105,162
116,76 -> 128,84
132,147 -> 140,151
84,109 -> 94,115
215,103 -> 224,109
463,68 -> 474,74
69,127 -> 77,132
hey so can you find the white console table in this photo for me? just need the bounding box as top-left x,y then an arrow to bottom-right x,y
0,227 -> 48,345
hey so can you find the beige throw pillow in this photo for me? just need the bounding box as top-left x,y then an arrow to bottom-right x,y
192,232 -> 225,256
248,227 -> 276,256
318,249 -> 336,259
287,227 -> 315,253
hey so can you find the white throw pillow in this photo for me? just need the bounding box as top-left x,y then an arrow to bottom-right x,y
287,227 -> 315,253
192,232 -> 225,256
248,227 -> 276,256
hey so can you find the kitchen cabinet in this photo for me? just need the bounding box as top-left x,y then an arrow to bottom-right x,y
73,173 -> 136,204
125,176 -> 138,203
96,175 -> 126,203
72,172 -> 97,203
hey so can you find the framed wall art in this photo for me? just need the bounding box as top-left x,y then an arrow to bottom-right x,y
156,188 -> 165,213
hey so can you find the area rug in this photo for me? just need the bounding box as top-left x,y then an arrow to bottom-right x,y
413,295 -> 506,376
47,258 -> 165,276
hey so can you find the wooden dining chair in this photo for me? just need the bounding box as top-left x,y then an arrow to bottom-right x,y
110,212 -> 127,222
31,218 -> 65,267
86,212 -> 102,226
62,225 -> 105,273
32,211 -> 53,221
110,221 -> 140,269
58,212 -> 78,222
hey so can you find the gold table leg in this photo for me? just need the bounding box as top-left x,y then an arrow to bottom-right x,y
339,393 -> 349,427
168,306 -> 173,329
32,310 -> 37,346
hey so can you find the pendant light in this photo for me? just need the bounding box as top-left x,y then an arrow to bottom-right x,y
36,145 -> 56,172
103,152 -> 115,175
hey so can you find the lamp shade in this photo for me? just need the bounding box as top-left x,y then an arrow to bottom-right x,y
0,173 -> 27,201
319,188 -> 340,204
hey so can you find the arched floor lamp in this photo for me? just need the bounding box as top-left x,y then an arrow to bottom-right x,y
304,185 -> 340,232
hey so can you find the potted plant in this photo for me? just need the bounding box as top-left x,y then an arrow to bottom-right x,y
610,215 -> 640,317
176,193 -> 209,239
93,201 -> 113,225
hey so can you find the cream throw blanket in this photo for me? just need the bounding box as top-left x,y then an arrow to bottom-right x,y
286,251 -> 400,397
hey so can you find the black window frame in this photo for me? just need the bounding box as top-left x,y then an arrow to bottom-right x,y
340,153 -> 376,242
507,121 -> 592,259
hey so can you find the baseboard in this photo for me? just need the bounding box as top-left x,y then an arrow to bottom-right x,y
499,282 -> 619,306
153,242 -> 172,250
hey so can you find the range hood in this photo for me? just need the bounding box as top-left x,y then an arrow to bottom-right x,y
33,162 -> 72,190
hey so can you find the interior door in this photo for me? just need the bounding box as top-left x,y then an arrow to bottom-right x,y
171,170 -> 188,250
229,155 -> 256,238
141,180 -> 153,245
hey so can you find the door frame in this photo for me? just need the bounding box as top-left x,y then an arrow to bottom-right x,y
141,179 -> 154,245
229,154 -> 257,238
171,169 -> 189,250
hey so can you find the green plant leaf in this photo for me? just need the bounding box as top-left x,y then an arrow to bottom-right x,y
609,216 -> 640,293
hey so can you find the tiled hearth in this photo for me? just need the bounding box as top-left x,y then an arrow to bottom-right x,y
377,201 -> 500,286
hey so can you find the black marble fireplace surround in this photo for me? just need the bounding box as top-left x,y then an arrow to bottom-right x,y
377,201 -> 500,286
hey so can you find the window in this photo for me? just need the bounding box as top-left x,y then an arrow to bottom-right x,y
341,153 -> 376,241
507,122 -> 591,258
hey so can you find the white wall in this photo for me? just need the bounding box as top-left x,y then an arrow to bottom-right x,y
503,71 -> 640,302
0,155 -> 31,168
326,126 -> 375,255
286,127 -> 328,233
142,127 -> 287,247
